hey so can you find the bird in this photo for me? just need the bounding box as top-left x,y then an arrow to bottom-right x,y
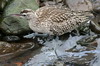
19,6 -> 91,59
19,6 -> 91,38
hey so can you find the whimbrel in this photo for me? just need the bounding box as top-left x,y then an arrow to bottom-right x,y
18,6 -> 92,60
20,6 -> 91,38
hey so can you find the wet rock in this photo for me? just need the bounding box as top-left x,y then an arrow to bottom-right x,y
65,0 -> 92,11
0,40 -> 37,61
77,35 -> 98,46
78,22 -> 90,35
70,21 -> 91,36
52,51 -> 95,66
64,53 -> 95,66
0,15 -> 31,35
90,21 -> 100,34
62,45 -> 96,66
3,36 -> 20,42
91,0 -> 100,12
66,45 -> 87,52
24,36 -> 99,66
0,0 -> 10,11
90,14 -> 100,34
3,0 -> 39,16
52,60 -> 64,66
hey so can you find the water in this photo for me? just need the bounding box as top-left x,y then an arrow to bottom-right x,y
25,35 -> 99,66
0,35 -> 99,66
90,38 -> 100,66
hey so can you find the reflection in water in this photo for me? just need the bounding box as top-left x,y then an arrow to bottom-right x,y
25,36 -> 100,66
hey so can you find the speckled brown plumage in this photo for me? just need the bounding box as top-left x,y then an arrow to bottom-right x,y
20,6 -> 90,35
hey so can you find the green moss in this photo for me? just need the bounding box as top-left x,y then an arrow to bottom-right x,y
1,15 -> 31,35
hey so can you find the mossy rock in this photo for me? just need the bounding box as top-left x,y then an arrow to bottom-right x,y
3,0 -> 39,16
0,15 -> 31,35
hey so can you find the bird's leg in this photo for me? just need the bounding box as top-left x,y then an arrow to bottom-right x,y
54,35 -> 61,59
55,35 -> 59,40
88,21 -> 91,36
23,33 -> 36,38
55,49 -> 60,59
76,29 -> 80,36
71,29 -> 80,36
72,29 -> 80,36
34,33 -> 49,37
23,33 -> 49,38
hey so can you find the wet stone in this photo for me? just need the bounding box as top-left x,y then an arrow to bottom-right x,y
3,36 -> 20,42
76,35 -> 98,46
0,40 -> 37,61
0,15 -> 31,35
63,48 -> 95,66
78,22 -> 90,35
90,14 -> 100,34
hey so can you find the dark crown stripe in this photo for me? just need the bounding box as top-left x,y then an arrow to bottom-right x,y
21,10 -> 31,13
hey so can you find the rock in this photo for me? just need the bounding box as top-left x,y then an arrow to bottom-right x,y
78,22 -> 90,35
77,35 -> 98,46
0,15 -> 31,35
65,0 -> 93,11
54,60 -> 64,66
0,0 -> 10,11
1,0 -> 39,35
3,0 -> 39,16
90,14 -> 100,34
0,40 -> 36,61
91,0 -> 100,12
3,36 -> 20,42
65,0 -> 100,12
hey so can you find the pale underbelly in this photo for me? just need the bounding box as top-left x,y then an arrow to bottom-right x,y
30,26 -> 53,35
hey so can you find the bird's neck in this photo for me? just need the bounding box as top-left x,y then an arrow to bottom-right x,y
29,17 -> 40,27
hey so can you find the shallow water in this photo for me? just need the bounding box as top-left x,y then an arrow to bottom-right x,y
90,39 -> 100,66
24,36 -> 100,66
0,35 -> 100,66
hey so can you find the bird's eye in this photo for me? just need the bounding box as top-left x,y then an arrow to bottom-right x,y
22,14 -> 27,16
21,13 -> 27,16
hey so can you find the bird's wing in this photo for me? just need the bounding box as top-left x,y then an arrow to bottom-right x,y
49,11 -> 90,35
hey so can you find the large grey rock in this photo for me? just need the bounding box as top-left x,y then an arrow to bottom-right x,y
3,0 -> 39,16
66,0 -> 93,11
0,15 -> 31,35
0,0 -> 39,35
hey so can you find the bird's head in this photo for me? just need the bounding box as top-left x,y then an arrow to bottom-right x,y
20,9 -> 37,20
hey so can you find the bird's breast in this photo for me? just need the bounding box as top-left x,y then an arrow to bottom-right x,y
29,21 -> 53,35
